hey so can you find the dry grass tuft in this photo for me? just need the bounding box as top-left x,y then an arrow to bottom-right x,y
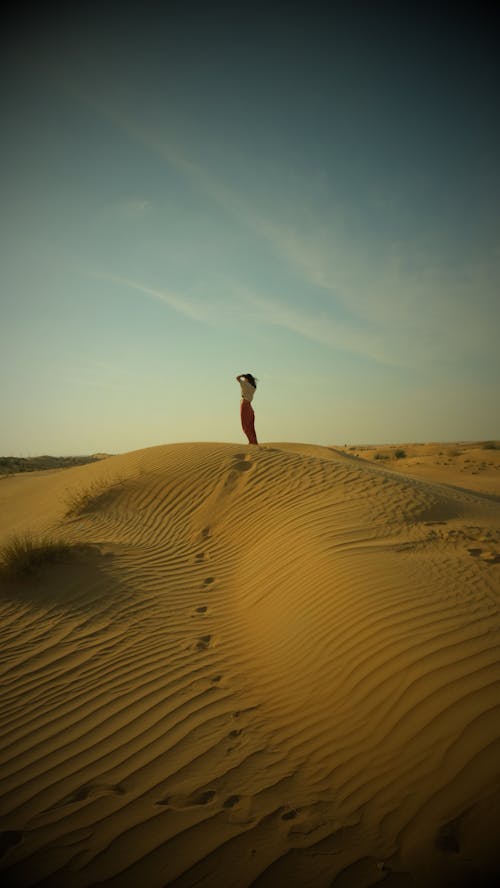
65,476 -> 125,516
0,533 -> 75,577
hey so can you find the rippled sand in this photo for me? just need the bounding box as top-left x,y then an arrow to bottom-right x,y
1,441 -> 499,886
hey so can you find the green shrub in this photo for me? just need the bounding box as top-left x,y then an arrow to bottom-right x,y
482,441 -> 498,450
374,453 -> 390,460
394,449 -> 406,459
0,533 -> 75,577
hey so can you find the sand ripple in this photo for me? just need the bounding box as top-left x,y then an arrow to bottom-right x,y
1,442 -> 499,886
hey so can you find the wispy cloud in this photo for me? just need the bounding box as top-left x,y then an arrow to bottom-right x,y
114,199 -> 152,216
74,87 -> 498,368
229,283 -> 410,367
88,271 -> 210,324
66,84 -> 246,220
229,252 -> 499,369
241,216 -> 500,366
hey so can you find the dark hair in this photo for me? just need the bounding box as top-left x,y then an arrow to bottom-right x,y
243,373 -> 257,389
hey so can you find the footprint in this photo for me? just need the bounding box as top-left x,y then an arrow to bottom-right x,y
468,547 -> 482,557
196,634 -> 212,651
223,795 -> 241,809
435,816 -> 461,853
0,830 -> 23,858
228,728 -> 242,738
195,606 -> 207,614
480,551 -> 500,564
233,460 -> 252,472
229,705 -> 259,719
60,783 -> 125,806
203,577 -> 215,586
210,675 -> 222,683
157,789 -> 217,808
195,552 -> 205,563
201,526 -> 211,539
281,808 -> 299,821
191,790 -> 216,805
70,787 -> 92,802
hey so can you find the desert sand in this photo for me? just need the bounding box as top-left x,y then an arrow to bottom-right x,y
1,441 -> 499,887
340,442 -> 500,499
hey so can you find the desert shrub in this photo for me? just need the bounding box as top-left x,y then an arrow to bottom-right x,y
482,441 -> 498,450
65,476 -> 124,516
394,449 -> 406,459
374,453 -> 390,460
0,533 -> 75,577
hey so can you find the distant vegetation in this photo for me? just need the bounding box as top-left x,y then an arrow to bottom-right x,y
0,533 -> 76,577
0,455 -> 106,476
373,449 -> 406,460
482,441 -> 499,450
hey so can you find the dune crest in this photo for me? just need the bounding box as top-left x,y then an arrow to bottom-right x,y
1,442 -> 499,886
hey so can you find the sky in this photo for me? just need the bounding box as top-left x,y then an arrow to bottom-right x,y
1,1 -> 499,455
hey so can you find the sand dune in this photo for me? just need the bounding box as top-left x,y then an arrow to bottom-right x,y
341,442 -> 500,498
1,441 -> 499,887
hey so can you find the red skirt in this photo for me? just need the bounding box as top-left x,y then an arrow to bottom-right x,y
240,399 -> 258,444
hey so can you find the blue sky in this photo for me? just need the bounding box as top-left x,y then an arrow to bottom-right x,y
1,3 -> 499,454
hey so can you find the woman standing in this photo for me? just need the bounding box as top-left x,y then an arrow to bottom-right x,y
236,373 -> 258,445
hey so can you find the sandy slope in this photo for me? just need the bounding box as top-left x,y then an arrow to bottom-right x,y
340,442 -> 500,498
1,441 -> 499,887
